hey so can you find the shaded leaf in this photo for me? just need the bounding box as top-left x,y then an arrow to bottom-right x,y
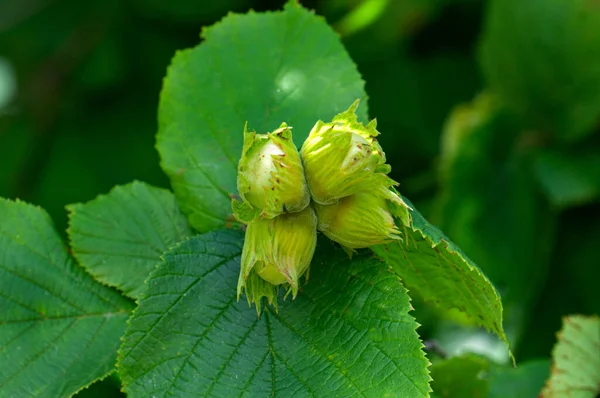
433,94 -> 555,343
118,231 -> 431,397
430,354 -> 488,398
67,181 -> 193,299
0,198 -> 133,397
156,3 -> 367,232
430,354 -> 550,398
541,315 -> 600,398
479,0 -> 600,141
515,208 -> 593,360
487,359 -> 549,398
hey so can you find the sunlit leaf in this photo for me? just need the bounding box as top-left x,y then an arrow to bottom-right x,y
68,181 -> 193,299
156,3 -> 367,232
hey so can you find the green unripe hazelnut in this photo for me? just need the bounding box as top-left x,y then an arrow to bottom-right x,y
300,100 -> 396,205
313,192 -> 402,250
238,206 -> 318,310
237,123 -> 310,220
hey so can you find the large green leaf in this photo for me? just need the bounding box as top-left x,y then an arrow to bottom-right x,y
373,197 -> 509,350
479,0 -> 600,141
118,230 -> 431,397
431,94 -> 555,343
0,198 -> 133,397
156,2 -> 367,232
541,315 -> 600,398
67,181 -> 193,299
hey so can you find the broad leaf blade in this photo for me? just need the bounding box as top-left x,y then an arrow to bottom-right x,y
0,198 -> 133,397
67,181 -> 193,299
541,315 -> 600,398
156,3 -> 367,232
118,231 -> 431,397
373,200 -> 508,348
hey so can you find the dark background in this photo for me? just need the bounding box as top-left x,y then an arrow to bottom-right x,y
1,0 -> 598,395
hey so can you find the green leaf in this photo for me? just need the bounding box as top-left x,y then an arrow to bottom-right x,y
373,198 -> 509,352
67,181 -> 193,299
541,315 -> 600,398
430,354 -> 489,398
0,198 -> 133,397
487,359 -> 549,398
534,150 -> 600,208
118,231 -> 431,397
479,0 -> 600,141
156,3 -> 367,232
432,94 -> 555,343
430,355 -> 550,398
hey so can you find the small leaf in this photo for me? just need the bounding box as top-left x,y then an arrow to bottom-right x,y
479,0 -> 600,141
156,3 -> 367,232
0,198 -> 133,397
541,315 -> 600,398
67,181 -> 193,299
118,231 -> 431,397
373,199 -> 510,352
430,354 -> 489,398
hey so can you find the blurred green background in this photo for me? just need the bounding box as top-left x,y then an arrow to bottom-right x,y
1,0 -> 599,395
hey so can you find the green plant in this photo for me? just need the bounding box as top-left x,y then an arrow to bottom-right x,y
1,1 -> 599,397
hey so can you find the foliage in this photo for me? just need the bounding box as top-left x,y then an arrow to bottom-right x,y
541,315 -> 600,397
67,181 -> 193,299
119,232 -> 430,396
1,0 -> 599,396
0,198 -> 133,397
430,354 -> 550,398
